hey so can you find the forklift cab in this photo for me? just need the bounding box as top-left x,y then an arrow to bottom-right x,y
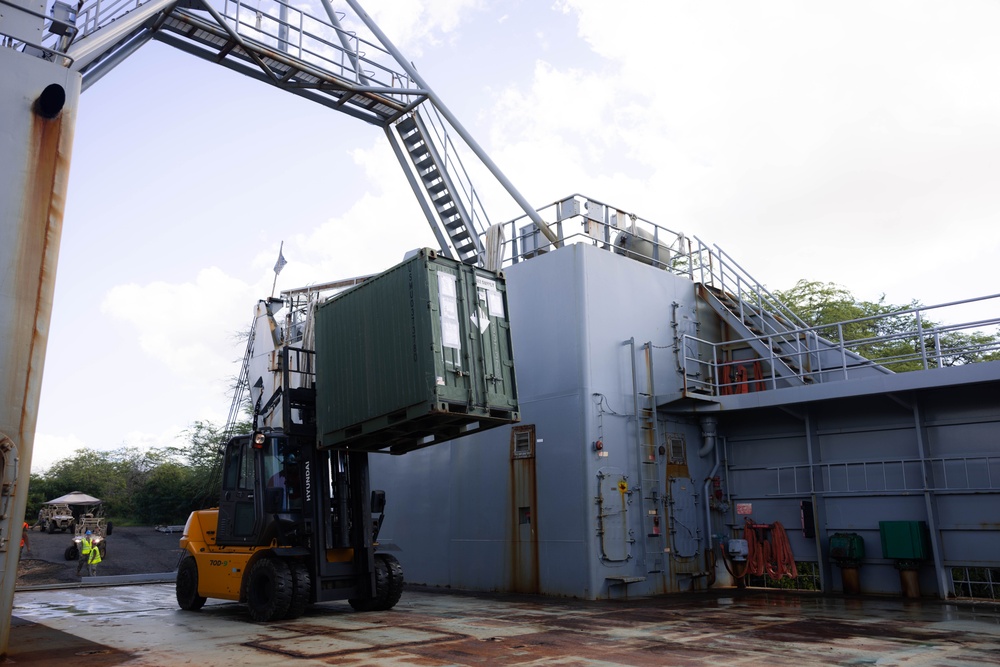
216,432 -> 307,547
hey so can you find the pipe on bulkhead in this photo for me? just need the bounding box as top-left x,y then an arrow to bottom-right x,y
700,416 -> 721,585
33,84 -> 66,119
698,415 -> 717,458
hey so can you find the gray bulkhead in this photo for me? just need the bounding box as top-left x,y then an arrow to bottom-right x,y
371,243 -> 714,599
709,365 -> 1000,598
371,241 -> 1000,600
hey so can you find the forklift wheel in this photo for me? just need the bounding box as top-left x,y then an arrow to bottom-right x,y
176,556 -> 206,611
47,522 -> 55,534
348,555 -> 390,612
376,553 -> 404,611
282,560 -> 311,620
64,545 -> 78,561
246,558 -> 293,622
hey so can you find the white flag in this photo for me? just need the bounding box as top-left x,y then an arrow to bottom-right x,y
273,242 -> 287,275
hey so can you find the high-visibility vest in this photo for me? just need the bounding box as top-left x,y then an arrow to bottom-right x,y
81,538 -> 93,554
88,546 -> 102,565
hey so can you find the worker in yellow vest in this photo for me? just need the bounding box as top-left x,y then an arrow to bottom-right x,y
87,537 -> 103,576
76,530 -> 94,576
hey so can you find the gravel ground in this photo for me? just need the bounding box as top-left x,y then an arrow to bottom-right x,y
16,525 -> 186,587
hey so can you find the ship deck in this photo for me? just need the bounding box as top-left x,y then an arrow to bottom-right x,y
10,583 -> 1000,665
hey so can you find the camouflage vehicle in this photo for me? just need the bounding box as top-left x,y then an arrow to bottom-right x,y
34,503 -> 74,533
63,512 -> 111,561
43,493 -> 112,561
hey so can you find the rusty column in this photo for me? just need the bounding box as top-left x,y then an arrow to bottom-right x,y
0,44 -> 81,657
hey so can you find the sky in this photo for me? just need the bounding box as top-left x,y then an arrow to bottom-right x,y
31,0 -> 1000,472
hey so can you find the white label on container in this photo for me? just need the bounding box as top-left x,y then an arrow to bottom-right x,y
486,289 -> 504,318
438,272 -> 461,350
475,276 -> 497,292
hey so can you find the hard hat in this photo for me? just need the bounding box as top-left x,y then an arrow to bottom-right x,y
85,530 -> 92,535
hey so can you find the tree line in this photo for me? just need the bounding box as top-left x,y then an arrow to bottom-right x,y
774,281 -> 1000,370
26,421 -> 239,526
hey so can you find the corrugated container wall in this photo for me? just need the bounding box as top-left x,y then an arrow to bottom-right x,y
314,249 -> 519,454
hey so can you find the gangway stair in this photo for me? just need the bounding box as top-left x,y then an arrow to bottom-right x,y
683,239 -> 890,393
49,0 -> 546,265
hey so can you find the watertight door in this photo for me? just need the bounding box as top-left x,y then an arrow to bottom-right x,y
510,426 -> 539,593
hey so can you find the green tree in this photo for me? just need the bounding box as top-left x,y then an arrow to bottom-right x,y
775,280 -> 1000,371
132,462 -> 197,524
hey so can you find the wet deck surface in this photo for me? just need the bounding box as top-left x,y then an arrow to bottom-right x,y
11,585 -> 1000,666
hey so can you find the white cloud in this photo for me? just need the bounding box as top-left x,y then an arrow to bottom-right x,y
342,0 -> 484,54
500,0 -> 1000,304
101,267 -> 255,382
30,433 -> 89,475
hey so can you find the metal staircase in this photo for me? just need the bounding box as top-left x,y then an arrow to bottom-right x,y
683,238 -> 891,394
698,284 -> 816,388
387,111 -> 486,264
41,0 -> 545,265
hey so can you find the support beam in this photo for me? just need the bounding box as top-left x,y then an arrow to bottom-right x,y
0,45 -> 82,658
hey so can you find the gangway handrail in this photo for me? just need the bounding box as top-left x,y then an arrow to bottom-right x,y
417,104 -> 491,239
51,0 -> 427,106
679,292 -> 1000,395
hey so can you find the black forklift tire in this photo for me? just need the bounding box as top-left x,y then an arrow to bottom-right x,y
64,545 -> 78,561
348,555 -> 389,612
246,557 -> 293,622
47,521 -> 55,534
375,553 -> 404,611
176,556 -> 207,611
106,522 -> 113,536
283,560 -> 311,620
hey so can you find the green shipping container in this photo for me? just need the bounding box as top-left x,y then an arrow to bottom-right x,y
314,248 -> 519,454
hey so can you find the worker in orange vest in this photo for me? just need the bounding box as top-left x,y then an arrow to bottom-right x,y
20,521 -> 30,557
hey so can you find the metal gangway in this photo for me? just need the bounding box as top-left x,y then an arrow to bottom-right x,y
24,0 -> 559,265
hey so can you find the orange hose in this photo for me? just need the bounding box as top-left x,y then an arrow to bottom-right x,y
753,361 -> 766,392
744,517 -> 798,581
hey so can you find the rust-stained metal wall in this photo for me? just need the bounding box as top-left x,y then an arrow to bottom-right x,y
0,47 -> 81,656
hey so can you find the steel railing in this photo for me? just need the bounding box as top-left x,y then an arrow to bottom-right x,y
681,293 -> 1000,395
36,0 -> 422,103
734,454 -> 1000,497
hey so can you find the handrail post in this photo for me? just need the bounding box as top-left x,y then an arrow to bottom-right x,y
838,323 -> 848,380
916,310 -> 928,370
712,344 -> 719,396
